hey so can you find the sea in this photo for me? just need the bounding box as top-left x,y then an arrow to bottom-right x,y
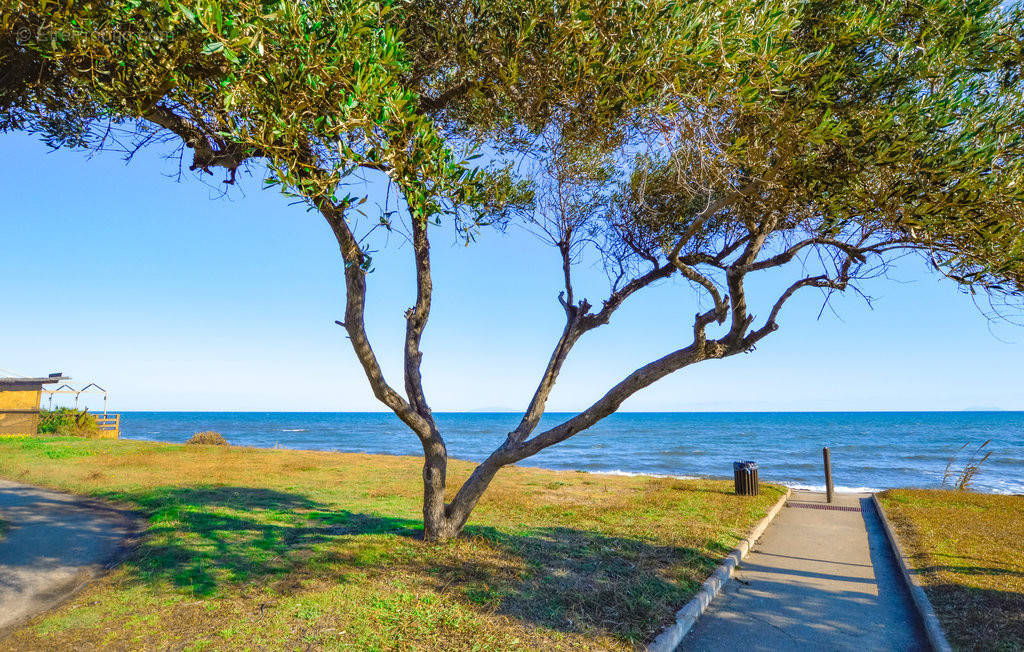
118,411 -> 1024,494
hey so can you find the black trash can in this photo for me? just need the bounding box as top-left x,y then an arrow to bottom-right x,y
733,460 -> 759,496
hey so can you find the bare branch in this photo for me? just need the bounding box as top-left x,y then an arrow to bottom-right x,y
446,307 -> 734,528
508,261 -> 674,442
741,237 -> 868,273
669,256 -> 727,319
744,238 -> 870,342
317,198 -> 432,440
578,263 -> 675,331
723,223 -> 771,342
516,320 -> 727,458
404,214 -> 437,426
666,180 -> 765,262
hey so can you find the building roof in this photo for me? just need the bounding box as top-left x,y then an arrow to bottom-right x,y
0,374 -> 69,386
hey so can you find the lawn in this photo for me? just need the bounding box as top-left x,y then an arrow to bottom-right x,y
0,436 -> 783,650
878,489 -> 1024,651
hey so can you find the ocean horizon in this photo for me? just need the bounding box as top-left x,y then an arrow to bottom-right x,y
112,410 -> 1024,495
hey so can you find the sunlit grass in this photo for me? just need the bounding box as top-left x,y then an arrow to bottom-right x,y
878,489 -> 1024,651
0,436 -> 783,650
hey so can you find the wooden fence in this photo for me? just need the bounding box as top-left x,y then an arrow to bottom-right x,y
94,414 -> 120,438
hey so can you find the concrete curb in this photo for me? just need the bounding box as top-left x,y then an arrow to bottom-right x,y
871,494 -> 952,652
647,487 -> 791,652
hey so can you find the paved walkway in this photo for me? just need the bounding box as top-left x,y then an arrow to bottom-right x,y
0,479 -> 137,637
681,491 -> 927,651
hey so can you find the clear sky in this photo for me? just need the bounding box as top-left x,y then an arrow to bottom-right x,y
2,132 -> 1022,413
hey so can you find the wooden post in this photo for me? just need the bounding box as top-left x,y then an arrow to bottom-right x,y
823,446 -> 834,504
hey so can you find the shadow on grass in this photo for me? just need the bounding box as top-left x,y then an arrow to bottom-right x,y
113,485 -> 729,642
926,584 -> 1024,650
915,552 -> 1024,579
459,523 -> 729,640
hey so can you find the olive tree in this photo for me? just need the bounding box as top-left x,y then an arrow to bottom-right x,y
3,0 -> 1023,541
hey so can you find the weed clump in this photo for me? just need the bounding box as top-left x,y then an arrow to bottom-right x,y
38,408 -> 98,437
186,431 -> 229,446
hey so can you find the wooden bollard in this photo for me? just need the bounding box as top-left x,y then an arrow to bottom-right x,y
823,446 -> 835,504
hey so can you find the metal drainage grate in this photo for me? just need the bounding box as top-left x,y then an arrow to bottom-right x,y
786,502 -> 862,512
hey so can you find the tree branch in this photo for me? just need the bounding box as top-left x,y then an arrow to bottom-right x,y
318,199 -> 432,440
669,256 -> 727,320
578,263 -> 675,331
741,236 -> 867,273
144,104 -> 258,177
666,180 -> 765,262
445,308 -> 732,530
744,239 -> 867,342
404,214 -> 437,425
724,224 -> 771,342
517,314 -> 727,458
418,80 -> 475,113
507,260 -> 675,443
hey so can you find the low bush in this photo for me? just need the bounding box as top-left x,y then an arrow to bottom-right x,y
37,408 -> 98,437
186,431 -> 228,446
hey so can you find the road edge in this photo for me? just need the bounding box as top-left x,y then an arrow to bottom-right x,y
0,479 -> 145,643
871,493 -> 952,652
647,487 -> 791,652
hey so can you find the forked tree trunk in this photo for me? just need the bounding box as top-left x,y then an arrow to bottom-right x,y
320,185 -> 848,543
421,439 -> 458,542
422,452 -> 509,542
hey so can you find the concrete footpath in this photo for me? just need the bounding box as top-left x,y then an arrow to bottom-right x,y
0,479 -> 136,638
680,491 -> 927,651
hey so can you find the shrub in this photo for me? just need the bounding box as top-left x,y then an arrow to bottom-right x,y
37,408 -> 98,437
187,431 -> 228,446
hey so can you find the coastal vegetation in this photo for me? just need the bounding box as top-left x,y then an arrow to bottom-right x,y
3,1 -> 1024,540
0,436 -> 782,649
941,441 -> 994,491
878,489 -> 1024,651
187,431 -> 230,446
37,408 -> 98,437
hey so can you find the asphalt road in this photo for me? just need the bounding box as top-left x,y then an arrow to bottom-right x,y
0,479 -> 137,638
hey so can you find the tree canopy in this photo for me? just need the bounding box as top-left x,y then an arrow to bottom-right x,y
3,0 -> 1024,540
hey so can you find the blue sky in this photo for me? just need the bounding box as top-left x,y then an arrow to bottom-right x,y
2,132 -> 1022,412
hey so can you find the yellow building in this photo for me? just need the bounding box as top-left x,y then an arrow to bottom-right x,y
0,374 -> 67,435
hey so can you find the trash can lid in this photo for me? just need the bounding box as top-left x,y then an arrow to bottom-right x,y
733,460 -> 758,471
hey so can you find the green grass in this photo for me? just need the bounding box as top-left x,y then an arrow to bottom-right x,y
878,489 -> 1024,651
0,436 -> 783,650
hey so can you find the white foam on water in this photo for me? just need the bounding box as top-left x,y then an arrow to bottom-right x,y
969,478 -> 1024,495
585,470 -> 882,493
584,470 -> 883,493
585,469 -> 698,480
280,429 -> 308,432
784,482 -> 882,494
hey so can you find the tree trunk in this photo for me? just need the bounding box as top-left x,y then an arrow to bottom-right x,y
443,459 -> 504,537
421,445 -> 508,542
421,438 -> 457,542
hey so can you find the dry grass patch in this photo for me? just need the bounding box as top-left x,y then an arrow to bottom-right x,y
0,437 -> 783,650
878,489 -> 1024,651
